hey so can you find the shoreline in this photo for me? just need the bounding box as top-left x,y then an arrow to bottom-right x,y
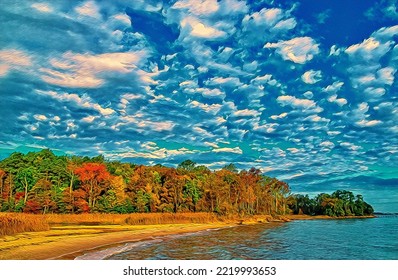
0,214 -> 375,260
0,223 -> 235,260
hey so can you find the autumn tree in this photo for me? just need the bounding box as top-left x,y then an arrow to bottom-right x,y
0,149 -> 374,217
177,160 -> 197,172
163,168 -> 186,213
0,169 -> 5,198
25,178 -> 56,214
183,178 -> 202,212
75,163 -> 110,210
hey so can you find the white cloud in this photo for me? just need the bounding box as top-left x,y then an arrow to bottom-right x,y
248,8 -> 291,27
277,95 -> 318,109
82,116 -> 96,123
26,124 -> 38,131
344,26 -> 397,96
323,81 -> 344,93
172,0 -> 219,16
0,65 -> 9,76
253,122 -> 279,134
0,49 -> 32,76
217,0 -> 248,16
241,8 -> 296,46
303,91 -> 313,99
303,115 -> 330,123
190,101 -> 222,114
31,3 -> 53,13
197,88 -> 225,99
41,51 -> 146,88
148,121 -> 175,132
60,52 -> 142,73
373,25 -> 398,40
33,114 -> 47,121
140,141 -> 157,151
364,87 -> 386,98
216,116 -> 227,124
205,76 -> 243,87
41,68 -> 103,88
345,37 -> 384,57
193,126 -> 214,138
217,47 -> 235,63
348,102 -> 384,128
109,13 -> 131,28
36,90 -> 115,116
265,37 -> 320,64
340,142 -> 361,151
251,74 -> 280,86
328,95 -> 348,106
350,102 -> 369,123
106,146 -> 195,160
377,67 -> 396,85
204,141 -> 219,148
329,45 -> 342,56
273,18 -> 297,30
122,93 -> 144,100
270,112 -> 288,120
327,131 -> 341,136
181,17 -> 227,40
75,1 -> 101,19
355,119 -> 382,127
213,147 -> 242,154
114,115 -> 175,132
233,109 -> 261,117
301,70 -> 322,84
320,141 -> 335,149
287,148 -> 300,154
191,22 -> 226,39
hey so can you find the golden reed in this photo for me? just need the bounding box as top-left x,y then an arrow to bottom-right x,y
1,212 -> 226,236
0,213 -> 50,236
45,212 -> 222,225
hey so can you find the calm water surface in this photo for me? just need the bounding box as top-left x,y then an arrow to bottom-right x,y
106,216 -> 398,260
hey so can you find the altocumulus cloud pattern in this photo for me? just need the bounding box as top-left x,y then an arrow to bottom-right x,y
0,0 -> 397,210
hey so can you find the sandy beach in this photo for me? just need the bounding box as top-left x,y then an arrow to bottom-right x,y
0,222 -> 238,260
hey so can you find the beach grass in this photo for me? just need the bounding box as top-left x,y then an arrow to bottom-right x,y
45,212 -> 223,226
0,212 -> 227,237
0,213 -> 50,236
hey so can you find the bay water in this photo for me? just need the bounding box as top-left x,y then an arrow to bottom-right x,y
106,216 -> 398,260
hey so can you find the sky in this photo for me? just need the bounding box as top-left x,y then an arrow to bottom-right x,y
0,0 -> 397,211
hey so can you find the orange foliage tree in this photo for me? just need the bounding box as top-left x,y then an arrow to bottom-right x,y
75,163 -> 110,210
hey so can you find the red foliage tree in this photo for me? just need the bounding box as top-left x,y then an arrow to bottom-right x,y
23,200 -> 42,214
75,163 -> 110,210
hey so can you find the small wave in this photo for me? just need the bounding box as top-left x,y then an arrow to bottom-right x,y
75,226 -> 237,260
74,229 -> 215,260
75,238 -> 163,260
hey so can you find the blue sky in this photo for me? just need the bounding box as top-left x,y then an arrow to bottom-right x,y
0,0 -> 397,211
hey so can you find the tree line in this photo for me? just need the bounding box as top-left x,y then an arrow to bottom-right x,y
0,149 -> 373,216
288,190 -> 374,217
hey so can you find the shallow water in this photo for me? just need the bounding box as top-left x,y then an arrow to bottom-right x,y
105,216 -> 398,260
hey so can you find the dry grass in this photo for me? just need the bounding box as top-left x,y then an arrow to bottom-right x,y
123,212 -> 222,225
0,212 -> 243,237
45,212 -> 223,225
0,213 -> 50,236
